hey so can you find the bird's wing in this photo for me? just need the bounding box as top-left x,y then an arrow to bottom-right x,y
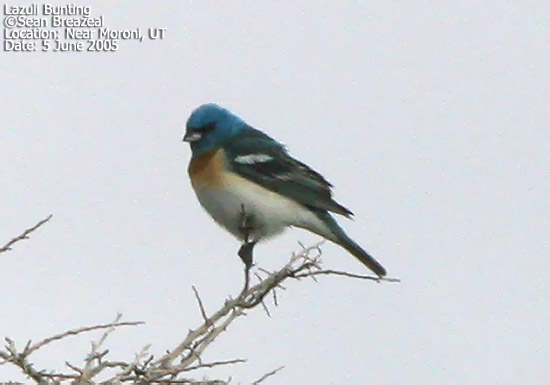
224,127 -> 353,217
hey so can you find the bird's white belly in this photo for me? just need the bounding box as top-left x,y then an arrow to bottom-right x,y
192,172 -> 331,242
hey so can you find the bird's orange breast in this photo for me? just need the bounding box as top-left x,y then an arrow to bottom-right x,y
188,148 -> 227,188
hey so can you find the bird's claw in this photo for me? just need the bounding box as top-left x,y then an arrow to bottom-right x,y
238,242 -> 255,267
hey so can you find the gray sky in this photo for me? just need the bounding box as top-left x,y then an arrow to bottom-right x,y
1,1 -> 548,384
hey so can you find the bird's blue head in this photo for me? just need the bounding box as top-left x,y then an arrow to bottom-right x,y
183,103 -> 246,156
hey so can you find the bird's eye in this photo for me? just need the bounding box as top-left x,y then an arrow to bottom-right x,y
201,122 -> 216,133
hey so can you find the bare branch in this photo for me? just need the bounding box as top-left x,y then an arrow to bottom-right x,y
2,241 -> 398,383
0,214 -> 52,253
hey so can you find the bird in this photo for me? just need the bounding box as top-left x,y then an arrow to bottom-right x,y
183,103 -> 387,278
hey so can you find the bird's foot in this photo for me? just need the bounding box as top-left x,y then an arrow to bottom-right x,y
238,241 -> 256,296
238,241 -> 255,267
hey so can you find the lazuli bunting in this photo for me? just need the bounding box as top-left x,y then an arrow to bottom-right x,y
183,103 -> 386,277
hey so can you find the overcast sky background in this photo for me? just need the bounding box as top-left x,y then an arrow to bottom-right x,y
1,1 -> 548,384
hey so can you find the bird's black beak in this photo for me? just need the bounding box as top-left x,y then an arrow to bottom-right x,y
183,131 -> 202,142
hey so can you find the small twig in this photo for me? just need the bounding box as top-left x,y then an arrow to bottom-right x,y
294,269 -> 401,283
252,365 -> 285,384
259,299 -> 271,317
192,285 -> 210,325
253,271 -> 263,283
65,360 -> 84,374
128,379 -> 227,384
26,318 -> 144,356
272,288 -> 278,307
41,372 -> 79,379
108,345 -> 153,383
93,313 -> 123,350
0,214 -> 53,253
180,358 -> 246,373
176,309 -> 243,371
1,338 -> 44,383
256,268 -> 286,291
80,314 -> 140,381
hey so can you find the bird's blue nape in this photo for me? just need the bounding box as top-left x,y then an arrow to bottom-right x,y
184,103 -> 248,157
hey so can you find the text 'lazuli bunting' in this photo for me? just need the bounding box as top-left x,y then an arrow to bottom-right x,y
183,103 -> 386,277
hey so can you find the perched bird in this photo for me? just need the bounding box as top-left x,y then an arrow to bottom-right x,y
183,103 -> 387,277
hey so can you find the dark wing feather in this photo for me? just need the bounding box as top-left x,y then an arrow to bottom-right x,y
224,126 -> 353,217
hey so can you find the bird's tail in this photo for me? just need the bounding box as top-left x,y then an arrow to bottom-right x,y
317,212 -> 387,277
337,233 -> 387,277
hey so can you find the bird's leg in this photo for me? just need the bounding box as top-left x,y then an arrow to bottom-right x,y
238,204 -> 256,293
